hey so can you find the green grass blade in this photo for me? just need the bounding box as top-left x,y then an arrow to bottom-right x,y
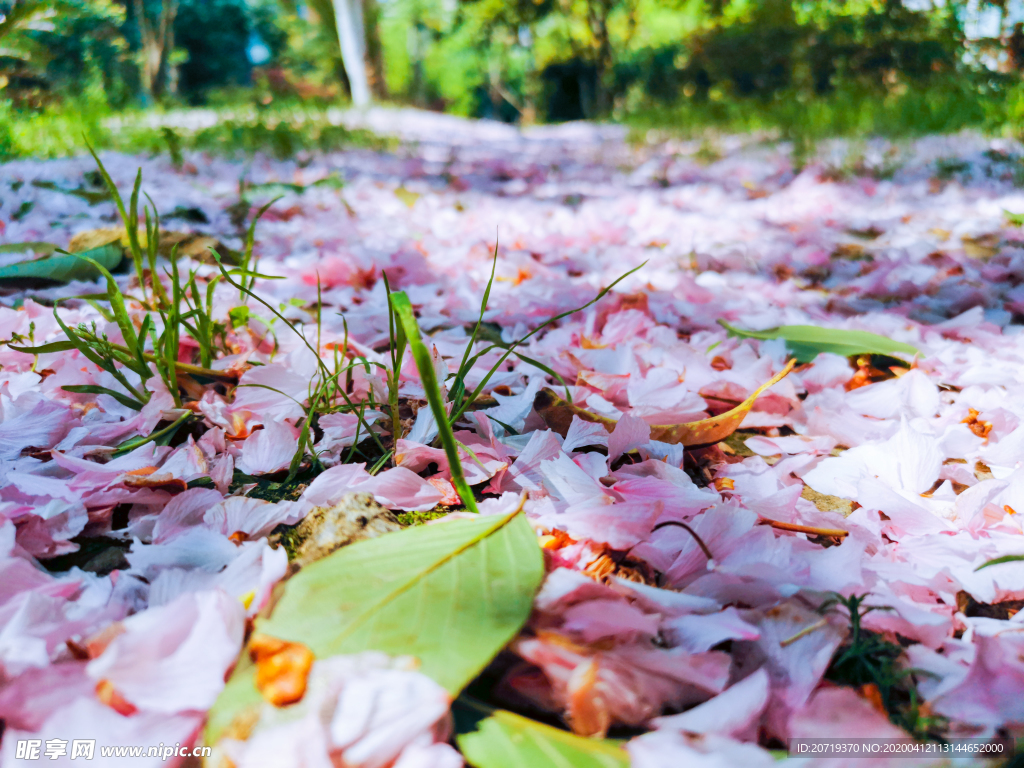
451,239 -> 500,408
449,262 -> 645,425
391,291 -> 479,513
7,340 -> 77,355
213,253 -> 389,457
61,384 -> 144,411
241,197 -> 281,296
68,252 -> 139,354
86,143 -> 130,224
112,411 -> 192,455
975,554 -> 1024,571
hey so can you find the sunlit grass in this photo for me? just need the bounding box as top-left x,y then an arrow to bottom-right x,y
0,100 -> 392,162
624,79 -> 1024,146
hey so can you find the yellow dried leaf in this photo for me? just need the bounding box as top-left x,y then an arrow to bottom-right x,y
534,359 -> 796,448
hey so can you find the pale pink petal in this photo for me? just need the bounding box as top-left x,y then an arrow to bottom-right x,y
86,590 -> 245,713
562,415 -> 610,454
652,667 -> 770,738
237,421 -> 299,476
663,607 -> 761,653
204,497 -> 307,540
608,413 -> 651,463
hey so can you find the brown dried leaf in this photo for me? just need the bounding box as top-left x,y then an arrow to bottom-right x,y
534,359 -> 796,448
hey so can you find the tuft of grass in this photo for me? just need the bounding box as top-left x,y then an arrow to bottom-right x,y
822,594 -> 945,741
444,254 -> 645,429
0,102 -> 394,163
0,99 -> 111,161
625,78 -> 1024,170
8,157 -> 646,513
12,151 -> 237,422
384,247 -> 645,513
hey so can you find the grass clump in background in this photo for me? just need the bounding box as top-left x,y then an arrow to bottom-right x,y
0,102 -> 393,162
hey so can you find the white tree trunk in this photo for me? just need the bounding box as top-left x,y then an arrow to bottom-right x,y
331,0 -> 371,107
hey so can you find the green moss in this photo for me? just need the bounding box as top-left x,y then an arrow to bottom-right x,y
395,508 -> 450,527
239,469 -> 314,503
270,522 -> 306,561
721,429 -> 759,458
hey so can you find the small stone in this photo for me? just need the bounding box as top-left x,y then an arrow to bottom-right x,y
278,492 -> 400,570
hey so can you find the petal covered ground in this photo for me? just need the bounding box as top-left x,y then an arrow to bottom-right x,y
3,109 -> 1024,765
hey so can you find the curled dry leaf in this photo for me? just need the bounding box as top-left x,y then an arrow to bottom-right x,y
534,358 -> 796,448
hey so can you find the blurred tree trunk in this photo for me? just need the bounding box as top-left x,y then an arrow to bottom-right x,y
586,0 -> 613,114
133,0 -> 178,102
330,0 -> 371,106
364,0 -> 388,99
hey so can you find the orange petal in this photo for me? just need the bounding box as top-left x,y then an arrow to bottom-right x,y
84,622 -> 125,658
249,634 -> 314,707
96,679 -> 137,716
124,466 -> 159,476
566,658 -> 611,738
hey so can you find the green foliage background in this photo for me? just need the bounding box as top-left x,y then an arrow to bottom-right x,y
2,0 -> 1024,159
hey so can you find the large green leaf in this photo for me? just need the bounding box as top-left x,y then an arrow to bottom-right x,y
719,320 -> 918,363
0,243 -> 124,284
206,509 -> 543,743
455,700 -> 630,768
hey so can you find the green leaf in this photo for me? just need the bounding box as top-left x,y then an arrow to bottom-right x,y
0,243 -> 123,284
7,340 -> 77,355
228,305 -> 251,329
975,554 -> 1024,571
206,510 -> 543,744
719,320 -> 918,363
455,700 -> 629,768
0,241 -> 58,256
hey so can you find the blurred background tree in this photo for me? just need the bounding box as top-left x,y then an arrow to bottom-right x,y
1,0 -> 128,108
3,0 -> 1024,140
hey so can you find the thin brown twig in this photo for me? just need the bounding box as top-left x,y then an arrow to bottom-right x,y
761,518 -> 849,538
652,520 -> 713,560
